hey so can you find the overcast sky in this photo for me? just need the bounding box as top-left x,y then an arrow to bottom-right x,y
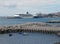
0,0 -> 60,16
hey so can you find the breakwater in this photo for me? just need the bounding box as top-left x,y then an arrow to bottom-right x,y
0,22 -> 60,35
47,20 -> 60,23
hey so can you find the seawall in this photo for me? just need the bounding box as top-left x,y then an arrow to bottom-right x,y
0,22 -> 60,35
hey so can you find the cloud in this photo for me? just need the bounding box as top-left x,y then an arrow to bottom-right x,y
0,0 -> 59,7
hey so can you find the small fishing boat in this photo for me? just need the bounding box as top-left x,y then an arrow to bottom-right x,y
18,32 -> 28,36
18,32 -> 22,34
22,32 -> 28,36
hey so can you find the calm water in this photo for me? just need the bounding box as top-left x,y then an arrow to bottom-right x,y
0,18 -> 60,25
0,18 -> 60,44
0,33 -> 60,44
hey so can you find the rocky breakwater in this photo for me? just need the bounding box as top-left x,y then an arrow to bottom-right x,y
47,20 -> 60,23
0,22 -> 60,35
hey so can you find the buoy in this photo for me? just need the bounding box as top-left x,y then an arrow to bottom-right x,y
9,34 -> 12,37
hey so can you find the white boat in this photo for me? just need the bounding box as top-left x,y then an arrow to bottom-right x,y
6,12 -> 33,19
22,32 -> 28,36
6,15 -> 22,19
16,12 -> 33,18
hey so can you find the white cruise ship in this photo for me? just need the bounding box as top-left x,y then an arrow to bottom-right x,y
6,12 -> 33,19
16,12 -> 33,18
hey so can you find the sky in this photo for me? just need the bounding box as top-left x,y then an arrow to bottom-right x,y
0,0 -> 60,16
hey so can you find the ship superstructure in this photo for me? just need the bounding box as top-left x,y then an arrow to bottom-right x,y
16,12 -> 33,18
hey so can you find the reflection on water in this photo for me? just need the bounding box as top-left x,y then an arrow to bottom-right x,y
0,32 -> 60,44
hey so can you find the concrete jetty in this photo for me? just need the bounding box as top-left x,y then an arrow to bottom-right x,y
0,22 -> 60,35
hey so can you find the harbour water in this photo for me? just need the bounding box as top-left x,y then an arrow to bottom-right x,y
0,17 -> 60,25
0,33 -> 60,44
0,17 -> 60,44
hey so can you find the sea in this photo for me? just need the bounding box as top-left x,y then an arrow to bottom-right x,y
0,17 -> 60,44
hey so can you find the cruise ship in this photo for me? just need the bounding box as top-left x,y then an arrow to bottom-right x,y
7,12 -> 33,19
16,12 -> 33,18
6,15 -> 22,19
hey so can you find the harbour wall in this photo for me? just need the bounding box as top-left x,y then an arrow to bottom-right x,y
0,22 -> 60,36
